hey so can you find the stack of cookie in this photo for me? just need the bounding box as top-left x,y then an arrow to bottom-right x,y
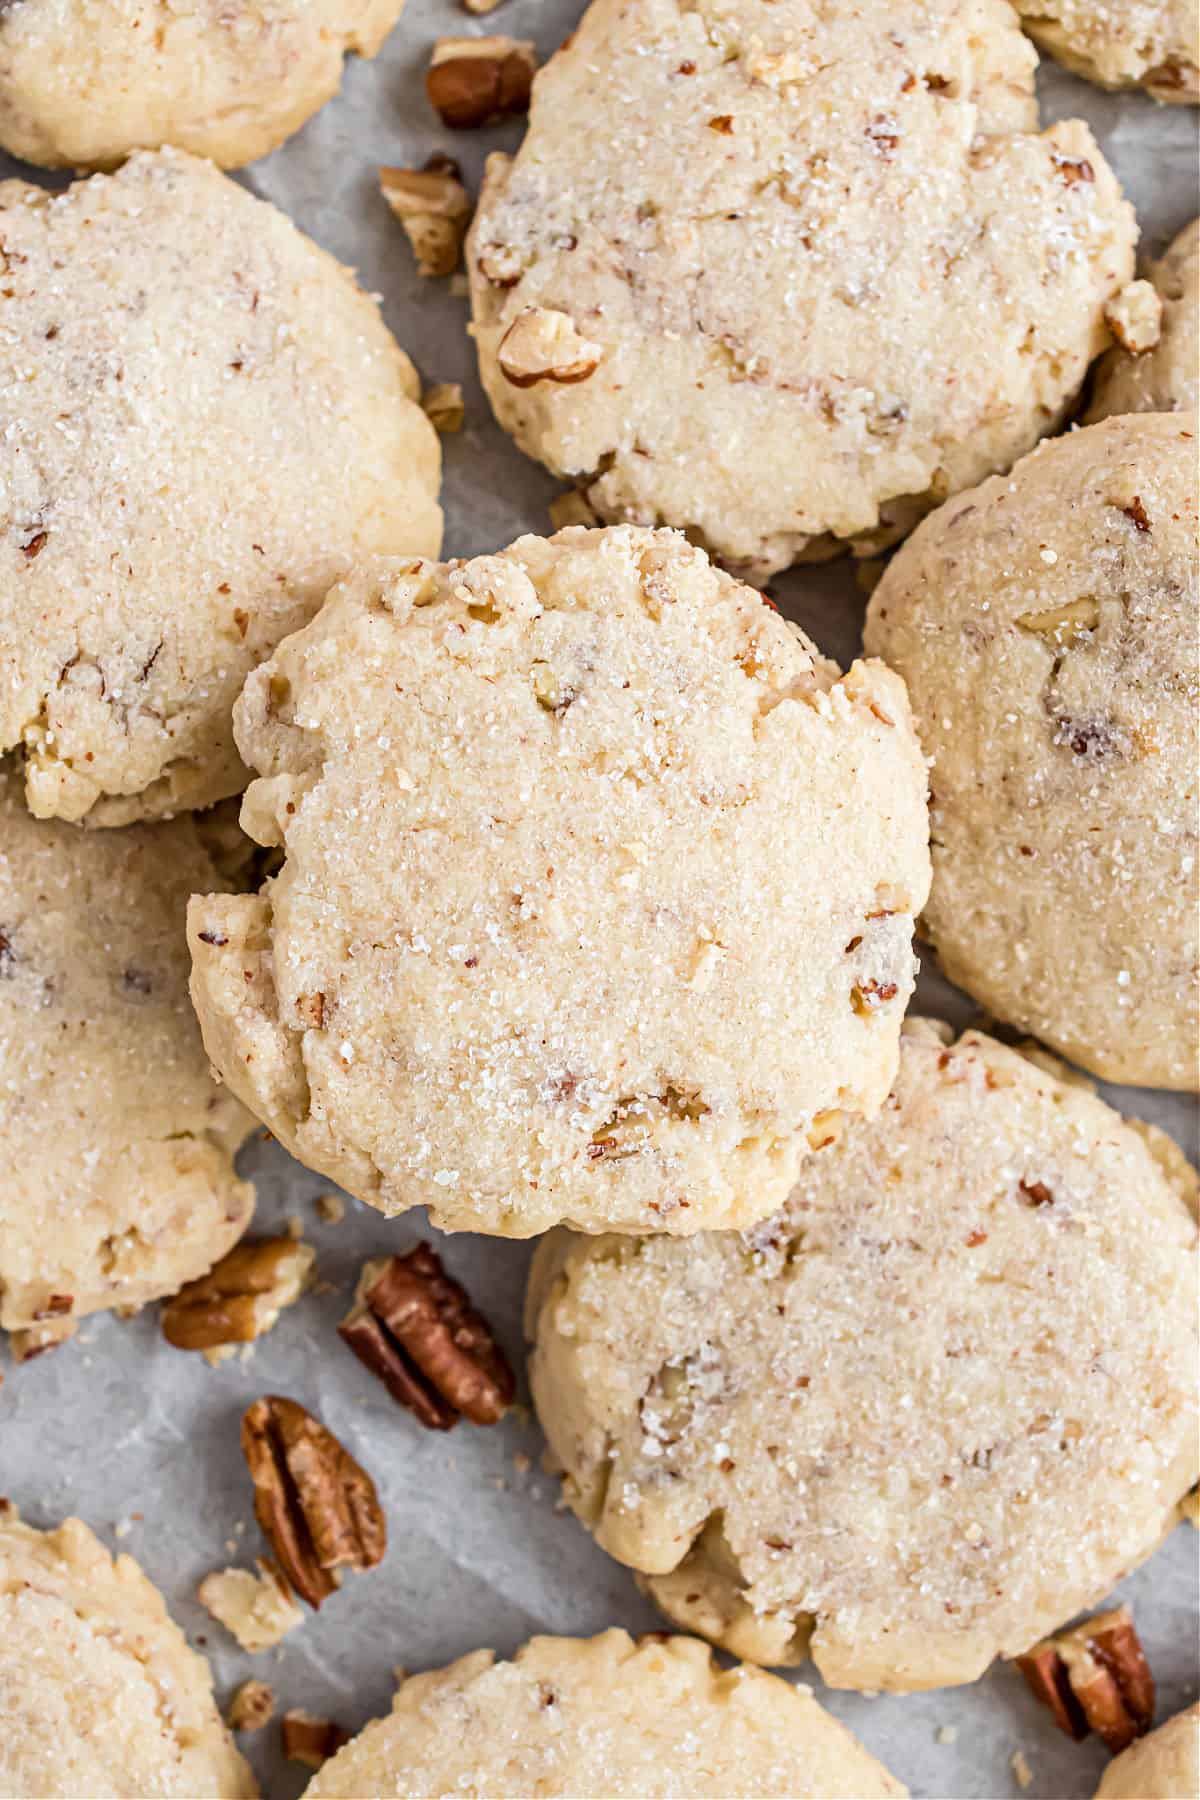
0,0 -> 1195,1796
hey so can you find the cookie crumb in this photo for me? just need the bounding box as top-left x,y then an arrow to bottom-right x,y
197,1560 -> 303,1652
228,1679 -> 275,1733
1011,1749 -> 1033,1790
315,1193 -> 346,1225
936,1725 -> 958,1745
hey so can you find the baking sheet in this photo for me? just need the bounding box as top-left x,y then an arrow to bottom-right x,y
1,7 -> 1197,1796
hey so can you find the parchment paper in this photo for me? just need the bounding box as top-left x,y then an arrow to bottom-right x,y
1,7 -> 1196,1797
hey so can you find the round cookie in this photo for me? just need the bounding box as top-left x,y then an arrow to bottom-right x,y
0,148 -> 441,828
0,768 -> 256,1348
304,1630 -> 906,1799
865,411 -> 1199,1090
467,0 -> 1137,580
526,1022 -> 1198,1693
1014,0 -> 1198,102
188,526 -> 931,1237
0,1508 -> 255,1798
0,0 -> 405,171
1096,1704 -> 1200,1799
1089,220 -> 1199,422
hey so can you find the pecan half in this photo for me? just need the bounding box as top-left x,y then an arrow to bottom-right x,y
1016,1607 -> 1155,1754
338,1245 -> 515,1431
426,35 -> 536,128
497,306 -> 603,387
281,1711 -> 351,1769
162,1237 -> 314,1353
240,1396 -> 386,1608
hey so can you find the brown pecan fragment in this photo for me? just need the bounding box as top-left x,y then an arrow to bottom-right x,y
281,1711 -> 351,1769
380,157 -> 472,278
1016,1606 -> 1154,1754
498,306 -> 603,388
426,35 -> 536,128
162,1237 -> 314,1353
338,1245 -> 515,1431
240,1396 -> 386,1608
227,1678 -> 275,1732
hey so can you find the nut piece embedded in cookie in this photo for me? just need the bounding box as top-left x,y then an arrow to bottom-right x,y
339,1246 -> 515,1429
498,308 -> 604,388
380,157 -> 472,278
162,1237 -> 314,1354
426,35 -> 536,127
240,1397 -> 386,1608
1016,1608 -> 1155,1754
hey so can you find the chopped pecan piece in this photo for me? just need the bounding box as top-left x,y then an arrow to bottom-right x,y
426,35 -> 536,128
227,1678 -> 275,1732
423,381 -> 466,434
10,1316 -> 76,1361
338,1245 -> 515,1431
240,1396 -> 386,1608
162,1237 -> 314,1354
281,1711 -> 351,1769
380,157 -> 472,278
498,306 -> 602,388
1016,1606 -> 1155,1754
197,1559 -> 303,1652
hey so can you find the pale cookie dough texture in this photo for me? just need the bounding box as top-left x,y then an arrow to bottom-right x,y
1015,0 -> 1198,101
526,1023 -> 1199,1693
304,1630 -> 906,1799
0,1510 -> 256,1799
1095,1704 -> 1200,1799
188,526 -> 931,1238
0,148 -> 441,828
468,0 -> 1138,580
0,769 -> 256,1342
865,411 -> 1200,1090
0,0 -> 405,170
1089,219 -> 1200,421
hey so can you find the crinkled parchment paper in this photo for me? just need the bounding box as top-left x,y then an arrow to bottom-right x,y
1,6 -> 1196,1796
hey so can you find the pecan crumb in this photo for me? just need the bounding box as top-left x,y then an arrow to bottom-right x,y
10,1317 -> 77,1362
1119,496 -> 1151,533
240,1396 -> 386,1608
162,1237 -> 314,1355
281,1710 -> 351,1769
197,1559 -> 303,1652
20,529 -> 47,561
1018,1177 -> 1054,1207
1016,1607 -> 1154,1754
380,157 -> 472,278
227,1678 -> 275,1732
426,35 -> 536,129
423,382 -> 466,434
338,1244 -> 515,1431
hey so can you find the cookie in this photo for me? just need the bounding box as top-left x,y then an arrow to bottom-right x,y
303,1630 -> 906,1798
0,148 -> 441,828
0,769 -> 256,1345
1014,0 -> 1198,102
526,1023 -> 1198,1692
1089,220 -> 1199,422
467,0 -> 1137,580
188,526 -> 931,1237
1096,1704 -> 1200,1799
0,0 -> 404,170
865,412 -> 1199,1090
0,1508 -> 255,1798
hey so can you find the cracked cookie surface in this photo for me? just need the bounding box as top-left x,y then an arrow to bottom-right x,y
1014,0 -> 1198,101
0,148 -> 441,827
0,768 -> 256,1342
468,0 -> 1136,580
0,0 -> 405,170
1089,219 -> 1199,422
0,1509 -> 256,1799
305,1629 -> 906,1798
866,411 -> 1199,1089
526,1023 -> 1198,1692
188,525 -> 930,1237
